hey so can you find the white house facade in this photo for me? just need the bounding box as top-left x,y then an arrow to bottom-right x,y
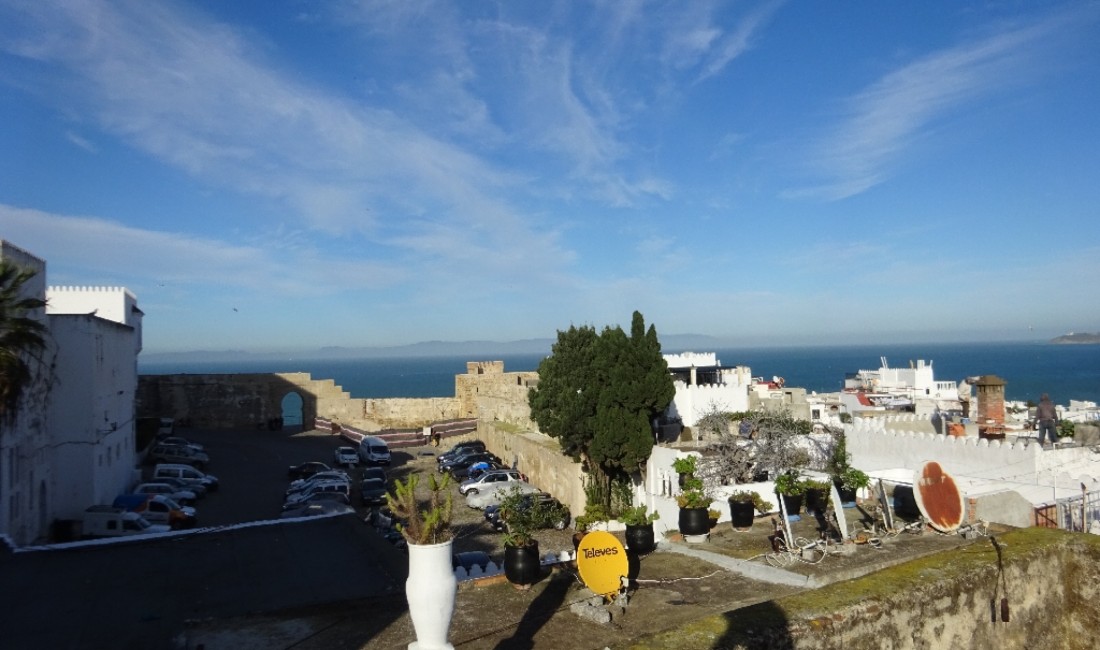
0,239 -> 143,546
0,241 -> 54,547
46,286 -> 143,521
663,352 -> 752,427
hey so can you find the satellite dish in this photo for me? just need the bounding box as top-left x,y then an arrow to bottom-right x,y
913,461 -> 965,533
576,531 -> 629,597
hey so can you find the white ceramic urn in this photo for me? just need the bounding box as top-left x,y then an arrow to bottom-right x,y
405,539 -> 457,650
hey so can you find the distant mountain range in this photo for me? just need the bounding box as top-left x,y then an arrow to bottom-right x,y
140,333 -> 729,364
1051,332 -> 1100,344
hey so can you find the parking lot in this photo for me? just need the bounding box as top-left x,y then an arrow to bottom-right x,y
161,426 -> 577,560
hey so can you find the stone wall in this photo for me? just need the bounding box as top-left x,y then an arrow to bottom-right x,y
478,422 -> 587,516
637,527 -> 1100,650
455,363 -> 538,426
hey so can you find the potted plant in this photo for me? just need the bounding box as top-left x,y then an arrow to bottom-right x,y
835,467 -> 870,506
803,478 -> 831,516
619,505 -> 659,554
774,470 -> 807,518
727,490 -> 772,530
672,455 -> 697,488
386,473 -> 455,650
498,488 -> 544,588
676,473 -> 713,536
707,508 -> 722,529
572,502 -> 609,552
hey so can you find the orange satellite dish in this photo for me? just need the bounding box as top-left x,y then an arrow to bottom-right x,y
913,461 -> 965,533
576,531 -> 629,597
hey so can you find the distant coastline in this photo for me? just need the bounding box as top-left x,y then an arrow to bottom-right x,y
1051,333 -> 1100,345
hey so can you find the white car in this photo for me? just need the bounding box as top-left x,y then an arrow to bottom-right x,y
458,469 -> 525,495
465,481 -> 540,510
334,446 -> 359,467
284,481 -> 350,507
287,470 -> 350,494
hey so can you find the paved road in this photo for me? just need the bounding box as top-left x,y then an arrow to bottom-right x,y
0,427 -> 415,650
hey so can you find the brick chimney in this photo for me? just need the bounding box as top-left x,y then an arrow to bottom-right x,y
975,375 -> 1006,439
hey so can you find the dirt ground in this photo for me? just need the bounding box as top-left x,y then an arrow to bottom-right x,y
186,444 -> 999,650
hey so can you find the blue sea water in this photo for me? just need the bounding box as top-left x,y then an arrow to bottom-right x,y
138,342 -> 1100,405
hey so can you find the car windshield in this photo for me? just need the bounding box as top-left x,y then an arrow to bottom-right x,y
369,445 -> 387,454
362,479 -> 385,490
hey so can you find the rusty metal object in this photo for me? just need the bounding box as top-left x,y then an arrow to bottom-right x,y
913,461 -> 965,533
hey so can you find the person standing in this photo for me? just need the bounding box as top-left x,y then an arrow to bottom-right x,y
1034,393 -> 1059,445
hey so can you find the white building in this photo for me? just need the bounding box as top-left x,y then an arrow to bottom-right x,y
0,241 -> 53,547
46,286 -> 143,522
841,357 -> 961,417
0,240 -> 142,546
663,352 -> 752,427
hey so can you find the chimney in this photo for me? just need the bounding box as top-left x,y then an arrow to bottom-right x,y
975,375 -> 1007,439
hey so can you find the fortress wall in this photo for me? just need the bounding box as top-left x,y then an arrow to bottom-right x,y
478,422 -> 587,516
353,397 -> 459,429
137,373 -> 325,429
455,369 -> 538,427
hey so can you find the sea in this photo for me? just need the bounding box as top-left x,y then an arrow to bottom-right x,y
138,341 -> 1100,405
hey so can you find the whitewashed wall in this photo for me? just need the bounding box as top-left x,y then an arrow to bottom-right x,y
48,312 -> 139,521
0,241 -> 53,546
668,373 -> 751,427
845,415 -> 1100,491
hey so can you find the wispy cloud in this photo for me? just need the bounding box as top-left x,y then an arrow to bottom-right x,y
1,0 -> 569,273
0,204 -> 404,295
786,8 -> 1094,201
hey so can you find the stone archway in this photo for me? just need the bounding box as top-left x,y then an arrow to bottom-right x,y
280,392 -> 304,431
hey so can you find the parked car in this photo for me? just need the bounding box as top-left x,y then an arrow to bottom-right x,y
465,481 -> 540,510
158,436 -> 204,452
287,470 -> 351,495
133,482 -> 198,506
458,469 -> 526,495
113,494 -> 197,529
147,443 -> 209,469
360,477 -> 387,506
287,461 -> 332,480
333,446 -> 359,467
361,466 -> 387,483
357,436 -> 391,466
284,481 -> 350,507
437,440 -> 487,466
281,491 -> 352,510
280,502 -> 355,519
440,451 -> 501,477
153,463 -> 219,492
155,475 -> 207,499
484,492 -> 571,531
451,460 -> 508,482
81,506 -> 170,538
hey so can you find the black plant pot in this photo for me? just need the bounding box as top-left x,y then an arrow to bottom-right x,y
728,499 -> 755,529
780,493 -> 803,517
625,523 -> 655,555
678,507 -> 711,536
805,488 -> 826,516
834,480 -> 857,505
504,541 -> 541,586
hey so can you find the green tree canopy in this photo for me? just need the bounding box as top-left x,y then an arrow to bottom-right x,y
0,259 -> 48,421
528,311 -> 674,497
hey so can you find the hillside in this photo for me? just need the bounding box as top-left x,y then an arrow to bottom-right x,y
1051,332 -> 1100,344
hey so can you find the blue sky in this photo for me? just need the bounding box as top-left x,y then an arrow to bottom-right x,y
2,1 -> 1098,353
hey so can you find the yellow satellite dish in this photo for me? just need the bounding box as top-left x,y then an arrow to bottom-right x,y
576,531 -> 629,597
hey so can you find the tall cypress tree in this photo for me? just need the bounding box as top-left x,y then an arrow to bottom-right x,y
528,312 -> 674,507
